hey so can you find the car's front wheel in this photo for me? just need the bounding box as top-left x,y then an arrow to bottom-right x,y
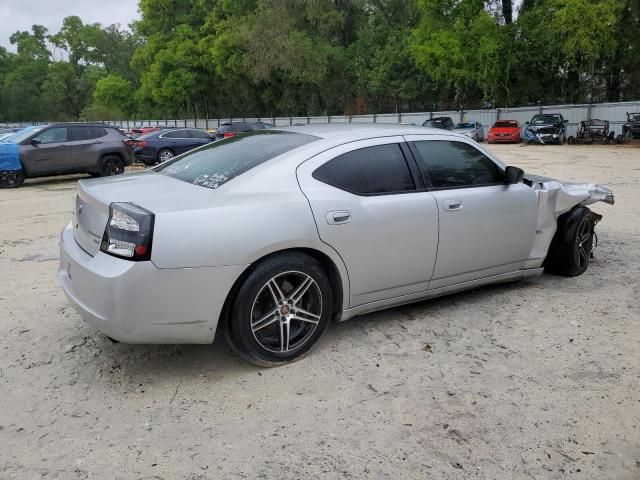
99,155 -> 124,176
545,207 -> 597,276
227,253 -> 333,366
0,169 -> 25,188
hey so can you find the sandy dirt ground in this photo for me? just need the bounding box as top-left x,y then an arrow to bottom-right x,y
0,144 -> 638,480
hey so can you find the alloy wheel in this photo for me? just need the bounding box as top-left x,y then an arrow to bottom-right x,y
159,150 -> 174,162
575,219 -> 592,271
250,271 -> 322,353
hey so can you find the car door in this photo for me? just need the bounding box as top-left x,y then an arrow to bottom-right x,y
68,126 -> 107,169
20,127 -> 70,175
404,135 -> 538,290
188,129 -> 215,147
297,137 -> 439,307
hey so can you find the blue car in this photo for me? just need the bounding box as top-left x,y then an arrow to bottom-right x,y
133,128 -> 216,165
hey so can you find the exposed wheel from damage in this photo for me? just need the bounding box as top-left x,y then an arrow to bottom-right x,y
544,207 -> 597,277
0,169 -> 26,188
227,253 -> 333,366
99,155 -> 124,176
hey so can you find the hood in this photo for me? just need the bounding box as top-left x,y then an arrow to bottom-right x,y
526,123 -> 561,132
452,128 -> 474,135
489,127 -> 519,134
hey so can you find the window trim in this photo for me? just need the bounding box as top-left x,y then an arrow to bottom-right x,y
408,139 -> 508,191
159,129 -> 195,140
312,142 -> 420,197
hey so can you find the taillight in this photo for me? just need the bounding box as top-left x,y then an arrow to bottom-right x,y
223,132 -> 235,138
124,139 -> 134,146
100,203 -> 154,261
133,141 -> 148,147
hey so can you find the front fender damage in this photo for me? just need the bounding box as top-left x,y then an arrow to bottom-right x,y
524,174 -> 614,267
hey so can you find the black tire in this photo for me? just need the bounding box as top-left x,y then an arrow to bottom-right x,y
227,253 -> 333,366
157,148 -> 174,163
0,169 -> 25,188
544,207 -> 597,277
99,155 -> 124,176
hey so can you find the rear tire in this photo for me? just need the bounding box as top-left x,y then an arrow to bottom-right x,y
158,148 -> 174,163
544,207 -> 597,277
99,155 -> 124,176
227,253 -> 333,366
0,169 -> 25,188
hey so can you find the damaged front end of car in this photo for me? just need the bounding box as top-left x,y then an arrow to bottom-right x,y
523,125 -> 562,144
523,174 -> 614,272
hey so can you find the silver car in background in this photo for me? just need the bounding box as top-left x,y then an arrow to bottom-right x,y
59,125 -> 614,366
452,121 -> 485,141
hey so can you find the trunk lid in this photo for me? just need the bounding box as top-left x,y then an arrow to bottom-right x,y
72,171 -> 215,256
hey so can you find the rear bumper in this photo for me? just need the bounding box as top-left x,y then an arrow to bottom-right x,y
58,223 -> 245,344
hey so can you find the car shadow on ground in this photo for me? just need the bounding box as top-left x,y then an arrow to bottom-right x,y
75,275 -> 564,388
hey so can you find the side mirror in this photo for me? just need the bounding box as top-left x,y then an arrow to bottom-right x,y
505,166 -> 524,184
564,119 -> 569,123
30,138 -> 41,146
525,121 -> 530,125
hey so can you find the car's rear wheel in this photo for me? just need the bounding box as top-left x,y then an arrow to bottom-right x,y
158,148 -> 174,163
99,155 -> 124,176
227,253 -> 333,366
545,207 -> 597,277
0,169 -> 25,188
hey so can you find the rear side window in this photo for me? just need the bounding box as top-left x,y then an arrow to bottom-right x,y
70,126 -> 107,141
155,130 -> 318,190
313,144 -> 415,195
412,140 -> 504,189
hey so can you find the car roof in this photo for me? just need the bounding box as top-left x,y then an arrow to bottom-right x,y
277,123 -> 454,140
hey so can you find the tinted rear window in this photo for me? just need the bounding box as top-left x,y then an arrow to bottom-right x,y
155,130 -> 318,189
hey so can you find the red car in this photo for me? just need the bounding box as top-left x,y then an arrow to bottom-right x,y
487,120 -> 521,143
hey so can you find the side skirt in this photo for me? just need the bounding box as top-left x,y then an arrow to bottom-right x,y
339,268 -> 544,322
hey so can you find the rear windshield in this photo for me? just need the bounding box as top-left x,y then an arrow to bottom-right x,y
155,130 -> 318,189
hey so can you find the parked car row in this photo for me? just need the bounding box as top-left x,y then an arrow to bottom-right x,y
423,111 -> 640,145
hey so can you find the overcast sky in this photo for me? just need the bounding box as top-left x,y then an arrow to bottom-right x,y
0,0 -> 140,50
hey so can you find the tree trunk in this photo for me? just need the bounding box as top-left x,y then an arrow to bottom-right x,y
502,0 -> 513,24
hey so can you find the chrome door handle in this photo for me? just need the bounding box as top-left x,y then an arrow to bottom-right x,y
326,210 -> 351,225
443,199 -> 463,211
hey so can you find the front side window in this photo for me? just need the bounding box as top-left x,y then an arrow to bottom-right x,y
162,130 -> 189,139
313,144 -> 415,195
412,140 -> 504,189
155,130 -> 318,190
33,127 -> 68,144
189,130 -> 212,139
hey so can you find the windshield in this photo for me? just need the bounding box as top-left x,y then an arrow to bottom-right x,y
2,125 -> 45,143
455,122 -> 475,129
531,114 -> 562,125
155,130 -> 318,190
629,113 -> 640,122
493,121 -> 518,128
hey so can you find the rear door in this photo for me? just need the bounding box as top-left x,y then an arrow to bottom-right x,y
405,134 -> 538,289
297,137 -> 439,307
68,126 -> 108,169
20,127 -> 70,175
160,130 -> 199,154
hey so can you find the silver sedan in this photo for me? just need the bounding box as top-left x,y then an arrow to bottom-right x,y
452,121 -> 485,141
59,125 -> 614,366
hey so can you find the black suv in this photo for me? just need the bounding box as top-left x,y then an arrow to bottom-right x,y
0,123 -> 134,188
422,116 -> 455,130
622,112 -> 640,139
523,113 -> 568,144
